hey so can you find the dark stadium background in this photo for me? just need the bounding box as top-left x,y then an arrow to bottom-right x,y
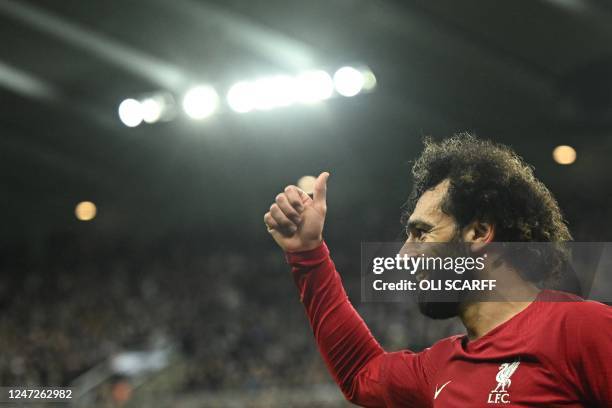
1,0 -> 612,406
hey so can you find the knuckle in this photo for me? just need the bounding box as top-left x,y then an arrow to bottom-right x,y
269,203 -> 277,212
284,185 -> 296,193
275,193 -> 286,203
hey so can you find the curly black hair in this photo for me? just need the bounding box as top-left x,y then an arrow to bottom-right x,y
403,133 -> 574,286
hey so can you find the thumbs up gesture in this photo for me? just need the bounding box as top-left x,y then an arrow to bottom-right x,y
264,172 -> 330,252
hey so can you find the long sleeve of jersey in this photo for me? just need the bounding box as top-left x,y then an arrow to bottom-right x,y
286,242 -> 433,407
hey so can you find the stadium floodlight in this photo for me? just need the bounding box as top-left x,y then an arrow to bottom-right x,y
182,85 -> 219,119
118,98 -> 144,127
227,81 -> 255,113
362,68 -> 377,91
252,78 -> 276,111
75,201 -> 97,221
553,145 -> 577,165
295,70 -> 334,103
333,66 -> 365,97
267,75 -> 297,108
251,75 -> 297,111
141,97 -> 163,124
120,64 -> 375,123
297,175 -> 316,194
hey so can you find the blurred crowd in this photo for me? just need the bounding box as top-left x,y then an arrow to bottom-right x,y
0,230 -> 455,398
0,230 -> 461,397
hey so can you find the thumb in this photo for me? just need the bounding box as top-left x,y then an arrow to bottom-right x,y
313,171 -> 330,208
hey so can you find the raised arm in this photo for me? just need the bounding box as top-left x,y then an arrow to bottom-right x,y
286,241 -> 386,405
264,173 -> 432,407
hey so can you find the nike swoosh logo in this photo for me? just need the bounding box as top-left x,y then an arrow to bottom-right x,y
434,380 -> 451,399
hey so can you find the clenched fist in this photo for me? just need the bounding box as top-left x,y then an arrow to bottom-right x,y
264,172 -> 330,253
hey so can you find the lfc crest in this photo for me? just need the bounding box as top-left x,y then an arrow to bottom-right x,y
487,359 -> 520,404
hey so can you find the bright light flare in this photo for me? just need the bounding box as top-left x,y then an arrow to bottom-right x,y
227,70 -> 334,112
182,85 -> 219,119
75,201 -> 97,221
227,81 -> 255,113
553,145 -> 577,165
333,66 -> 365,97
252,75 -> 297,110
118,98 -> 143,127
297,175 -> 317,195
295,70 -> 334,103
120,64 -> 375,123
362,68 -> 377,91
141,97 -> 163,123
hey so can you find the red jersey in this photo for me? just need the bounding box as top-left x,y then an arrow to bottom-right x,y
286,242 -> 612,407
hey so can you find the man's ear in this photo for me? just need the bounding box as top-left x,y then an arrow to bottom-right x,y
461,220 -> 495,252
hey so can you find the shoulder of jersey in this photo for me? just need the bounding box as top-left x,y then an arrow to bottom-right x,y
537,289 -> 611,321
427,334 -> 464,352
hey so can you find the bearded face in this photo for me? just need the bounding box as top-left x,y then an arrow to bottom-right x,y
411,232 -> 477,319
403,179 -> 494,319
